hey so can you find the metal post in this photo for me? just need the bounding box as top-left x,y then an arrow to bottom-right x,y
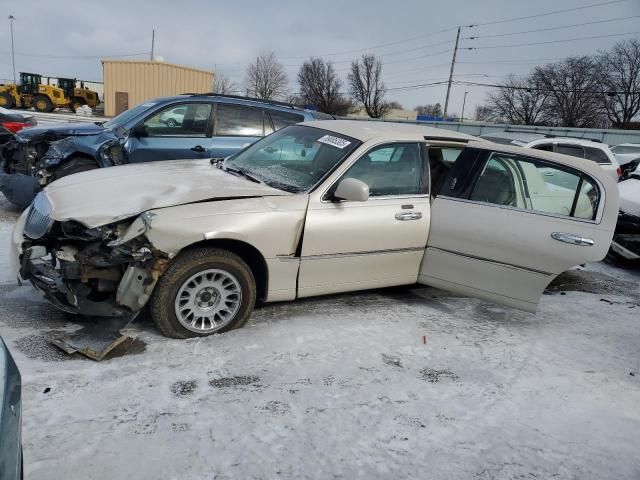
461,91 -> 469,122
150,29 -> 155,61
8,15 -> 16,84
443,27 -> 460,118
255,57 -> 259,97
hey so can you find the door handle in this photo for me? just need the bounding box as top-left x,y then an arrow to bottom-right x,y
551,232 -> 594,246
191,145 -> 206,153
395,211 -> 422,221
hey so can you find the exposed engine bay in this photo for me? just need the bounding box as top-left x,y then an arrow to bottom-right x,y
21,213 -> 169,317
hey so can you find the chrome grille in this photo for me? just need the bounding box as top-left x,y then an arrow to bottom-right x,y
24,193 -> 53,239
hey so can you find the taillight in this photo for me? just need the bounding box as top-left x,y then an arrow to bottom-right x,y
616,166 -> 622,178
1,121 -> 28,133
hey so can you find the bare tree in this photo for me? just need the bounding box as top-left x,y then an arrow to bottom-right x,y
244,52 -> 288,100
532,57 -> 605,128
213,73 -> 238,95
348,54 -> 390,118
387,101 -> 404,110
297,58 -> 348,114
414,103 -> 443,117
485,75 -> 548,125
474,105 -> 494,122
597,39 -> 640,128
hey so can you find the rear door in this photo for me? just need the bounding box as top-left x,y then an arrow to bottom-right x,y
418,146 -> 618,312
127,102 -> 213,162
208,103 -> 268,159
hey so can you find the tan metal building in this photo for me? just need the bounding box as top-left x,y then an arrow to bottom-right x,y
102,60 -> 214,116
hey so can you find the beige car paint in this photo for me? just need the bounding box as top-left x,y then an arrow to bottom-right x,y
418,140 -> 619,312
12,120 -> 619,315
42,158 -> 291,228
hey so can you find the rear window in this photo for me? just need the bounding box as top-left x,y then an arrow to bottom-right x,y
584,147 -> 611,165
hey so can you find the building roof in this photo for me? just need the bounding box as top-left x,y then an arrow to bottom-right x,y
101,59 -> 214,76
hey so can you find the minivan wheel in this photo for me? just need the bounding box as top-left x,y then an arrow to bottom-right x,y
150,248 -> 256,339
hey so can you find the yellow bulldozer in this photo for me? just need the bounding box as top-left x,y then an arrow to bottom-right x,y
56,77 -> 100,112
0,72 -> 67,112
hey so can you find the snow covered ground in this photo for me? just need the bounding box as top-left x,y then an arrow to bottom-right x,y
0,200 -> 639,479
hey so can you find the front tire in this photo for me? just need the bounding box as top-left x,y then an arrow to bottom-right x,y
150,248 -> 256,339
0,92 -> 15,109
34,95 -> 53,112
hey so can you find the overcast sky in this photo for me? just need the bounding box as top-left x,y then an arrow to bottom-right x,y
1,0 -> 639,116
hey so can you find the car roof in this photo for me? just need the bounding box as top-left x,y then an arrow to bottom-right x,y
152,94 -> 320,117
527,137 -> 607,148
300,119 -> 476,142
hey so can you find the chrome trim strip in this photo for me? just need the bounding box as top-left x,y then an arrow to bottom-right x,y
301,246 -> 424,261
436,195 -> 601,225
428,246 -> 553,276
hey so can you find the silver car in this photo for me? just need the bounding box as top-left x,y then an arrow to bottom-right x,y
12,121 -> 619,338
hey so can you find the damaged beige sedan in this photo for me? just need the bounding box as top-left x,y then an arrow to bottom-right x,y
11,121 -> 619,338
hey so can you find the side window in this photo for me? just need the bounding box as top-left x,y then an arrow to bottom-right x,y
532,143 -> 553,152
342,143 -> 425,197
216,104 -> 264,137
143,103 -> 212,137
469,153 -> 599,220
269,110 -> 305,131
557,144 -> 585,158
584,147 -> 611,165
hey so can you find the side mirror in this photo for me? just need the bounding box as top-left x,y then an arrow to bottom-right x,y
131,124 -> 148,138
333,178 -> 369,202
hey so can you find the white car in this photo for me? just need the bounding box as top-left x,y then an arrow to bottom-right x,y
524,137 -> 621,182
611,143 -> 640,166
12,121 -> 619,338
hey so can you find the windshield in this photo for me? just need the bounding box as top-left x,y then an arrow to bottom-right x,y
103,102 -> 158,129
226,125 -> 360,193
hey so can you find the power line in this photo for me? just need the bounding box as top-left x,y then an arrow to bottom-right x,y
464,30 -> 640,50
463,15 -> 640,39
453,80 -> 639,95
0,50 -> 150,59
469,0 -> 630,27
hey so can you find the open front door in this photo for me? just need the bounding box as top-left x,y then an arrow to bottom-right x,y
418,146 -> 618,312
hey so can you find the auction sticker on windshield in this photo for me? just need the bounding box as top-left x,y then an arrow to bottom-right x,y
317,135 -> 351,149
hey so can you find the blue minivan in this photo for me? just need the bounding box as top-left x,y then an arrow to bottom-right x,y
0,94 -> 332,207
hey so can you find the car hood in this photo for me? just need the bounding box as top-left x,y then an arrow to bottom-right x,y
16,122 -> 105,141
44,159 -> 291,228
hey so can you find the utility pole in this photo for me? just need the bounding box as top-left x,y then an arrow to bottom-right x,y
443,27 -> 460,118
460,91 -> 469,122
150,29 -> 155,61
8,15 -> 16,84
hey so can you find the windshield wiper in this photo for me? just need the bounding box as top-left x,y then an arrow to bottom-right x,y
223,166 -> 262,184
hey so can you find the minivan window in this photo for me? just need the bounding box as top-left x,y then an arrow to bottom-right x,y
216,104 -> 264,137
270,110 -> 305,131
143,103 -> 212,137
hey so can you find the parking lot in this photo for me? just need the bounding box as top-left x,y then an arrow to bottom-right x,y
1,196 -> 639,479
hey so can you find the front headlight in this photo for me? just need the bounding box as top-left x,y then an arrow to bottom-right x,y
24,192 -> 54,239
100,143 -> 124,165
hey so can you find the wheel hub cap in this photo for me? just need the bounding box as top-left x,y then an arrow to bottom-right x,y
174,269 -> 242,333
